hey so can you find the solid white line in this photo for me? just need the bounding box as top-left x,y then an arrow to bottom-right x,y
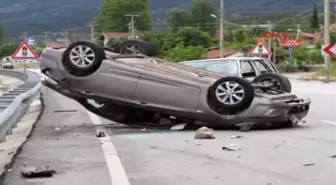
321,120 -> 336,126
87,111 -> 131,185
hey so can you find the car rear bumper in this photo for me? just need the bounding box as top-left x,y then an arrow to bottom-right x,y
209,97 -> 311,127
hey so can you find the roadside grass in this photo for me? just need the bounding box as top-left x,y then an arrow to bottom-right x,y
303,66 -> 336,81
13,63 -> 40,69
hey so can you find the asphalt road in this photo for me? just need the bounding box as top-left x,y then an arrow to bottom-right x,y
2,79 -> 336,185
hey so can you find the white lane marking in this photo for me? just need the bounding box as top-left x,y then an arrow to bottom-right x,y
321,120 -> 336,126
87,111 -> 131,185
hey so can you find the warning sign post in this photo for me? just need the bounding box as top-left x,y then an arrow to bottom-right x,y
11,40 -> 39,72
249,40 -> 272,56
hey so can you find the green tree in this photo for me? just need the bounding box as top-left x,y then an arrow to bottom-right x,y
166,8 -> 192,32
234,28 -> 247,43
167,45 -> 205,62
331,32 -> 336,43
160,27 -> 212,53
0,42 -> 20,58
311,3 -> 319,29
175,27 -> 212,48
190,0 -> 216,36
0,21 -> 3,45
94,0 -> 152,33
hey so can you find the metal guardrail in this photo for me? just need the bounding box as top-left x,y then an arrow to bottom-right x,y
0,69 -> 41,142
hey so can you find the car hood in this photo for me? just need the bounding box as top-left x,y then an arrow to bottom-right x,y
115,56 -> 226,85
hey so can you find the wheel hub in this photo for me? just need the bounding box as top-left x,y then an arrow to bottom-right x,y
215,81 -> 245,105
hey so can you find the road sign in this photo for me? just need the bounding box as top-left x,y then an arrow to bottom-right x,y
11,41 -> 39,59
281,40 -> 302,47
322,43 -> 336,56
249,40 -> 272,56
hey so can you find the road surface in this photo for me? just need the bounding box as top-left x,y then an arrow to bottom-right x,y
2,79 -> 336,185
0,74 -> 23,95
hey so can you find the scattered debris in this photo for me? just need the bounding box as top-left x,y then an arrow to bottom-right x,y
237,122 -> 254,132
303,163 -> 315,166
330,155 -> 336,158
227,135 -> 244,139
96,131 -> 106,137
274,141 -> 287,148
170,123 -> 187,131
222,144 -> 241,151
53,110 -> 77,113
194,126 -> 215,139
21,165 -> 56,178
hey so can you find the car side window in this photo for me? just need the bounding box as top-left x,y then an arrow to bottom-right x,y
254,60 -> 268,73
240,60 -> 257,78
241,60 -> 254,73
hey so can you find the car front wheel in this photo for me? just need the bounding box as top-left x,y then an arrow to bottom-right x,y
208,76 -> 255,114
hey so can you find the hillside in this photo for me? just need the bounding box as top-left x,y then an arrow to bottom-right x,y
1,0 -> 322,39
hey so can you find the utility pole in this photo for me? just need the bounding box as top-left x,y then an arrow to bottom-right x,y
267,21 -> 272,61
125,14 -> 140,39
23,32 -> 27,73
219,0 -> 224,58
87,24 -> 95,41
64,29 -> 69,46
324,0 -> 331,83
43,32 -> 48,45
296,24 -> 301,39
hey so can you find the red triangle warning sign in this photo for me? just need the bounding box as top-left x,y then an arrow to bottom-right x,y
249,40 -> 272,56
11,41 -> 39,59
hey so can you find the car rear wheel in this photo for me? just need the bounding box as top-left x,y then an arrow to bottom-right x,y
252,73 -> 292,92
62,41 -> 106,76
114,39 -> 157,56
209,76 -> 254,113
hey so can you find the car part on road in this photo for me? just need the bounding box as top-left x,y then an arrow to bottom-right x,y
21,165 -> 56,178
222,144 -> 241,151
62,41 -> 106,76
252,73 -> 292,92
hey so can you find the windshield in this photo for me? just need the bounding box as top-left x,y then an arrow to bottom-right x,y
182,59 -> 239,76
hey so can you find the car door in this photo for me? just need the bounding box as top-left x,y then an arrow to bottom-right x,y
70,61 -> 140,103
132,66 -> 201,113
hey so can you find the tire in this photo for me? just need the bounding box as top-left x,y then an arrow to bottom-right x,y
209,76 -> 255,113
252,73 -> 292,92
114,39 -> 157,56
62,41 -> 106,76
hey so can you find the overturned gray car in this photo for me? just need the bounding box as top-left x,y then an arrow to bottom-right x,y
39,40 -> 310,130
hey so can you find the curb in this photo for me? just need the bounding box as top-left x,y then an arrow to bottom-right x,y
0,93 -> 44,181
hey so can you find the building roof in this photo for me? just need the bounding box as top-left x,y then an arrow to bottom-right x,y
100,32 -> 130,39
47,41 -> 66,47
205,48 -> 240,58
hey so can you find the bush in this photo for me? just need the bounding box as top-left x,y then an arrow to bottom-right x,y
166,45 -> 205,62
